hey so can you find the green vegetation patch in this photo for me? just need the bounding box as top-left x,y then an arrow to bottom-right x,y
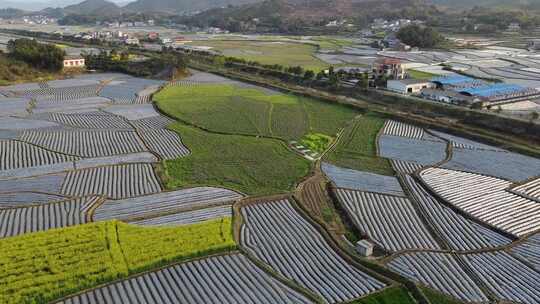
325,114 -> 393,176
421,287 -> 465,304
185,40 -> 329,71
164,122 -> 311,196
0,218 -> 235,304
351,287 -> 416,304
408,69 -> 437,80
0,54 -> 54,86
300,133 -> 333,153
155,84 -> 358,141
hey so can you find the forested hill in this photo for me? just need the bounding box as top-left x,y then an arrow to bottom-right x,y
431,0 -> 540,10
124,0 -> 263,13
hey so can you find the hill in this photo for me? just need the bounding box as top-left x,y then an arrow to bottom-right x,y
432,0 -> 540,10
63,0 -> 122,15
124,0 -> 263,14
181,0 -> 439,32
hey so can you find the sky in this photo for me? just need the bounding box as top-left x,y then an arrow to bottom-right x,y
1,0 -> 128,10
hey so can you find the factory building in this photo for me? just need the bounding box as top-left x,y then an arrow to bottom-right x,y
387,79 -> 435,94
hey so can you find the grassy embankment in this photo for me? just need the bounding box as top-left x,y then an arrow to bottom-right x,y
155,83 -> 362,195
325,114 -> 394,176
0,218 -> 235,304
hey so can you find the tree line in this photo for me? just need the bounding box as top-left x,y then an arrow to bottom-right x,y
7,38 -> 65,71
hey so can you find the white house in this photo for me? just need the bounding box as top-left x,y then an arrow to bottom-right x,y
63,56 -> 85,68
387,79 -> 435,94
356,240 -> 374,257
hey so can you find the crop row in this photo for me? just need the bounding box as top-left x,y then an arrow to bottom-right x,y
512,234 -> 540,271
387,252 -> 487,302
442,148 -> 540,182
138,129 -> 190,159
381,120 -> 425,139
322,162 -> 405,197
131,205 -> 232,226
49,112 -> 133,130
21,130 -> 147,158
390,159 -> 423,174
130,115 -> 174,130
378,135 -> 447,166
420,168 -> 540,237
241,199 -> 385,303
403,175 -> 511,251
464,252 -> 540,304
334,188 -> 440,252
19,85 -> 100,101
511,177 -> 540,201
56,253 -> 312,304
0,140 -> 78,171
61,164 -> 162,199
94,187 -> 242,222
0,196 -> 100,238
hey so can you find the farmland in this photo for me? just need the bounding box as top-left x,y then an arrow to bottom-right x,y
155,81 -> 358,142
164,122 -> 311,196
0,219 -> 235,304
184,40 -> 329,71
2,69 -> 540,304
324,114 -> 394,176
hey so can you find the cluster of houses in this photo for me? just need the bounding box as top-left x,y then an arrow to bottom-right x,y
387,73 -> 540,108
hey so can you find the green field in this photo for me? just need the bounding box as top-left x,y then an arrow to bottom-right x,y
155,84 -> 359,143
325,114 -> 393,176
408,69 -> 437,80
351,287 -> 416,304
164,122 -> 311,196
0,218 -> 235,304
185,40 -> 329,71
421,287 -> 465,304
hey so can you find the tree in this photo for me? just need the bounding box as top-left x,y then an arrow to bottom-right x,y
396,25 -> 444,48
303,70 -> 315,81
7,38 -> 65,71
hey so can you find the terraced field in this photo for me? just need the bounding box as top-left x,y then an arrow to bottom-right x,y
403,175 -> 512,251
387,253 -> 487,302
420,167 -> 540,237
323,162 -> 405,196
2,72 -> 540,304
56,254 -> 313,304
94,187 -> 242,222
20,129 -> 147,158
241,199 -> 386,303
334,188 -> 440,252
464,252 -> 540,304
61,164 -> 162,199
0,196 -> 100,238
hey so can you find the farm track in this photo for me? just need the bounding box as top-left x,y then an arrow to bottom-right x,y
240,199 -> 386,304
0,196 -> 101,238
55,253 -> 314,304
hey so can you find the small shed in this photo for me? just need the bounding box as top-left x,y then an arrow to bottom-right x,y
356,240 -> 374,257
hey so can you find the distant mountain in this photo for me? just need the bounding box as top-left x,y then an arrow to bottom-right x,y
431,0 -> 540,9
124,0 -> 263,14
0,8 -> 27,18
183,0 -> 437,30
63,0 -> 122,15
